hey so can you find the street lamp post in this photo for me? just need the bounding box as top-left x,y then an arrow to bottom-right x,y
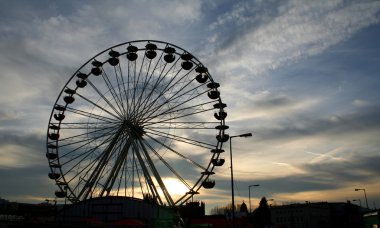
355,188 -> 369,209
230,133 -> 252,228
249,184 -> 260,213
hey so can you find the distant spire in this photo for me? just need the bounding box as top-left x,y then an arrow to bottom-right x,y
240,201 -> 248,213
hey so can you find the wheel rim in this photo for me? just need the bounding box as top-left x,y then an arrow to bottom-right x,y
46,40 -> 229,206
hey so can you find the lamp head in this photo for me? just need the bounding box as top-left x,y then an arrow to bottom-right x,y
249,184 -> 260,188
239,133 -> 252,137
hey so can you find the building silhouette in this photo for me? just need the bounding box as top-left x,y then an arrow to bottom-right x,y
270,201 -> 363,228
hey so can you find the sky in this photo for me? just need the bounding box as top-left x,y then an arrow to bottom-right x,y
1,0 -> 380,213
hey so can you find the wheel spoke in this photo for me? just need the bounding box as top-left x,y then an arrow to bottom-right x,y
137,68 -> 197,121
144,133 -> 206,170
145,121 -> 219,129
145,107 -> 216,127
112,64 -> 128,116
132,65 -> 186,121
60,126 -> 117,166
64,106 -> 117,123
142,85 -> 211,123
143,99 -> 216,125
133,52 -> 164,115
75,91 -> 121,120
58,122 -> 117,130
145,128 -> 215,149
76,126 -> 124,200
141,138 -> 193,198
57,124 -> 118,143
100,136 -> 132,197
99,67 -> 126,116
136,138 -> 174,206
131,140 -> 163,205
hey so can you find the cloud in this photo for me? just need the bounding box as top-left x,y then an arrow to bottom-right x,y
352,99 -> 370,107
253,105 -> 380,143
0,144 -> 41,168
224,90 -> 321,122
0,165 -> 56,203
209,104 -> 380,202
208,0 -> 380,77
0,0 -> 207,115
300,155 -> 380,183
212,153 -> 380,201
0,130 -> 46,168
21,0 -> 204,62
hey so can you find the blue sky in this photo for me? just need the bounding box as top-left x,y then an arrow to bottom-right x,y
1,0 -> 380,211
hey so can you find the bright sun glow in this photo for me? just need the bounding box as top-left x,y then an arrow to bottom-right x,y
164,178 -> 189,196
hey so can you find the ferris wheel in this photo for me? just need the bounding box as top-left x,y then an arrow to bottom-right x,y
46,40 -> 229,206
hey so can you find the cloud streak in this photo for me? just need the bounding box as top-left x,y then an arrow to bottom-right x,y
208,0 -> 380,78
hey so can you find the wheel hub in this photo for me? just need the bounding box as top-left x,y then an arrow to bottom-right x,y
122,120 -> 145,138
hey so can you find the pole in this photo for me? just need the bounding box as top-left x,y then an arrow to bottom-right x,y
249,186 -> 251,214
230,136 -> 235,228
229,133 -> 252,228
248,184 -> 260,214
363,189 -> 369,209
355,188 -> 369,209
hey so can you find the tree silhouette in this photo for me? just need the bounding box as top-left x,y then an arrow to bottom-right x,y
252,197 -> 271,228
209,203 -> 245,215
240,201 -> 248,213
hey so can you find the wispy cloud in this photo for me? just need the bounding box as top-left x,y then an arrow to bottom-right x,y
253,105 -> 380,142
225,90 -> 322,122
208,0 -> 380,77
